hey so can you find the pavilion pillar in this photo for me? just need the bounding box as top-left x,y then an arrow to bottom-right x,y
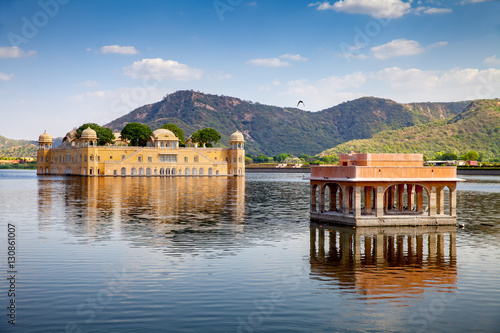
397,184 -> 405,211
338,187 -> 343,213
349,187 -> 353,212
416,185 -> 424,212
407,184 -> 413,210
437,187 -> 445,215
319,185 -> 325,213
449,186 -> 457,217
310,185 -> 316,212
429,186 -> 437,216
353,186 -> 361,217
364,186 -> 372,214
343,186 -> 350,217
376,186 -> 384,217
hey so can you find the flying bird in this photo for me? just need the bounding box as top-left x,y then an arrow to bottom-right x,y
297,100 -> 305,107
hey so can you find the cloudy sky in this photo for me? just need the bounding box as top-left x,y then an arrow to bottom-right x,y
0,0 -> 499,140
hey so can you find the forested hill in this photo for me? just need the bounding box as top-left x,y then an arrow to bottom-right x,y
320,99 -> 500,158
105,90 -> 469,156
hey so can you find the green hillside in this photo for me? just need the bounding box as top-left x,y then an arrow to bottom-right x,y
106,90 -> 468,156
320,99 -> 500,159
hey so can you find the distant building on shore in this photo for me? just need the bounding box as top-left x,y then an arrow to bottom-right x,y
37,128 -> 245,177
308,153 -> 461,226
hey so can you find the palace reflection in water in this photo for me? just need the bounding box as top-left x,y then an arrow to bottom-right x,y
37,176 -> 245,254
309,223 -> 457,304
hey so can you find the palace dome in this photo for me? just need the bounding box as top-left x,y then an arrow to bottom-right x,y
152,128 -> 178,140
81,127 -> 97,139
38,130 -> 52,143
230,131 -> 244,142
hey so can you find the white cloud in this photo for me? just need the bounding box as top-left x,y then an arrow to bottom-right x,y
371,39 -> 424,59
461,0 -> 493,4
0,72 -> 14,81
0,46 -> 36,58
428,41 -> 448,49
484,55 -> 500,65
370,39 -> 447,59
124,58 -> 203,80
280,53 -> 308,61
247,58 -> 291,67
100,45 -> 139,55
309,0 -> 412,19
422,7 -> 452,14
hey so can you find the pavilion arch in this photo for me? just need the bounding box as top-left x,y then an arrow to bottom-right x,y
121,167 -> 126,175
436,185 -> 455,216
185,167 -> 190,175
166,168 -> 171,175
321,183 -> 343,213
192,167 -> 197,175
172,168 -> 177,175
131,167 -> 137,175
199,167 -> 204,175
382,183 -> 430,216
208,168 -> 213,175
146,167 -> 152,175
139,167 -> 145,175
160,168 -> 165,175
216,170 -> 220,175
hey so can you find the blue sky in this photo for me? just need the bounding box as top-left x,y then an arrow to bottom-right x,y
0,0 -> 499,140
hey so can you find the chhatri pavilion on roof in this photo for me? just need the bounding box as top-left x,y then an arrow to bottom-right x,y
308,153 -> 461,227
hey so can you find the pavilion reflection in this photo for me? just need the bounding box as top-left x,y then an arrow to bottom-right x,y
37,176 -> 245,250
309,223 -> 457,304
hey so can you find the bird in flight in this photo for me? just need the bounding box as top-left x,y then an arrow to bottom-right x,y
297,100 -> 305,107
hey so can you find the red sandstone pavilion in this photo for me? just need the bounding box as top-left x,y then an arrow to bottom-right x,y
309,153 -> 461,226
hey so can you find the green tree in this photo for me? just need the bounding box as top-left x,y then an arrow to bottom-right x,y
275,153 -> 290,163
191,128 -> 221,147
120,122 -> 152,146
461,151 -> 480,161
76,123 -> 114,146
254,154 -> 269,163
245,156 -> 253,165
161,123 -> 185,146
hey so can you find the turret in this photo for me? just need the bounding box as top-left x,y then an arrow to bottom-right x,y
229,131 -> 245,176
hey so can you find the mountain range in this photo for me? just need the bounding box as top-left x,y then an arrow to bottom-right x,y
3,90 -> 498,159
105,90 -> 469,156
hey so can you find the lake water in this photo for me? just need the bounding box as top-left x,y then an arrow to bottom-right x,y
0,170 -> 499,332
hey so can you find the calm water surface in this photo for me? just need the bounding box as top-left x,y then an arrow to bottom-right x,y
0,170 -> 499,332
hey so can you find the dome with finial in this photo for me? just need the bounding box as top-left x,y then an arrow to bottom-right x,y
81,127 -> 97,139
230,130 -> 244,142
38,130 -> 52,143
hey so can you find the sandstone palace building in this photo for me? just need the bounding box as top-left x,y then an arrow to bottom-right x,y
37,127 -> 245,177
